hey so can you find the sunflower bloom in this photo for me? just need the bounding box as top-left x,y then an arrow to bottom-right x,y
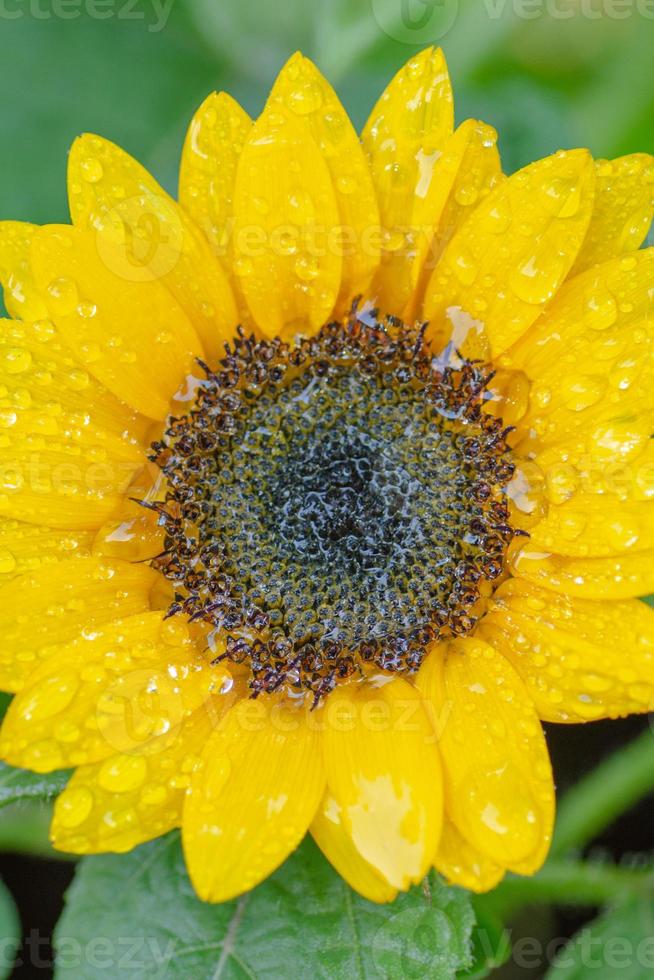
1,47 -> 654,904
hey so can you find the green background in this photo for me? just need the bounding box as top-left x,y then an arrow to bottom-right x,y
2,0 -> 654,226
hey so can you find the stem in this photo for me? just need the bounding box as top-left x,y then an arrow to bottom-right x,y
481,860 -> 653,921
552,728 -> 654,858
0,803 -> 74,860
501,861 -> 651,905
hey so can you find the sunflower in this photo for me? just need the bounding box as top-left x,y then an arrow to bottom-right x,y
0,47 -> 653,906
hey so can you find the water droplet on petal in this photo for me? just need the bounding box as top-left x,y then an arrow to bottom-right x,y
47,278 -> 79,317
80,157 -> 104,183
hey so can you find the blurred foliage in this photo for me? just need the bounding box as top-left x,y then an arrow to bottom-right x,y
1,0 -> 654,225
0,877 -> 19,980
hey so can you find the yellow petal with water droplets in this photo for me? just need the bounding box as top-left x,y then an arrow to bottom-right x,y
532,432 -> 654,516
232,104 -> 342,338
179,92 -> 252,263
523,419 -> 651,494
267,52 -> 380,312
406,119 -> 503,320
51,692 -> 238,855
481,578 -> 654,722
434,819 -> 505,894
30,225 -> 203,420
0,612 -> 229,771
363,47 -> 453,314
311,789 -> 398,903
0,318 -> 149,443
508,250 -> 654,454
322,676 -> 442,891
183,694 -> 324,902
91,462 -> 166,564
0,557 -> 159,693
570,154 -> 654,276
528,495 -> 654,558
0,222 -> 48,320
92,500 -> 164,565
0,446 -> 134,532
69,135 -> 238,363
510,543 -> 654,600
417,638 -> 554,872
0,519 -> 93,585
422,149 -> 595,357
629,439 -> 654,502
0,319 -> 147,530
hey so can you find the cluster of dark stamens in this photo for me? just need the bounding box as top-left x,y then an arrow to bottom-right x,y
146,303 -> 520,704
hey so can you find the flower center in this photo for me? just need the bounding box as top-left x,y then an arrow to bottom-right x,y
149,307 -> 518,703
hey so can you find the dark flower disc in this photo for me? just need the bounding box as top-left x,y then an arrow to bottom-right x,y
148,305 -> 519,703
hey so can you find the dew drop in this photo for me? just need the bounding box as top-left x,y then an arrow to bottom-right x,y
56,787 -> 94,828
0,550 -> 17,575
2,348 -> 32,375
47,278 -> 79,317
80,157 -> 104,183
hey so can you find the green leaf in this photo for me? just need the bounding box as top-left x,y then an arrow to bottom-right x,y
0,762 -> 69,810
546,890 -> 654,979
0,878 -> 20,980
54,832 -> 474,979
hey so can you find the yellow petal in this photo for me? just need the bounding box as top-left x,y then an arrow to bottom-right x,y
0,318 -> 148,530
0,612 -> 228,771
417,638 -> 554,873
51,691 -> 237,855
362,47 -> 453,314
183,694 -> 324,902
322,676 -> 442,891
531,434 -> 654,510
0,317 -> 149,443
311,789 -> 398,903
570,154 -> 654,275
482,577 -> 654,722
422,149 -> 595,357
92,499 -> 165,564
0,518 -> 94,584
630,439 -> 654,501
179,92 -> 252,262
0,447 -> 135,531
0,557 -> 159,692
406,119 -> 503,320
434,819 -> 505,894
232,104 -> 342,337
0,222 -> 48,320
510,543 -> 654,600
528,495 -> 654,558
69,135 -> 238,363
30,224 -> 203,419
508,250 -> 654,457
526,418 -> 651,489
267,52 -> 380,312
